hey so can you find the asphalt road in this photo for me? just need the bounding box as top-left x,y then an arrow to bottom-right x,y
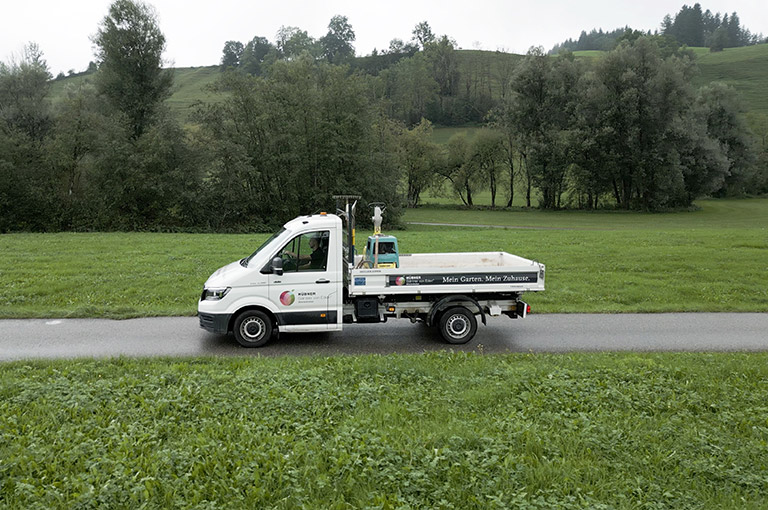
0,313 -> 766,361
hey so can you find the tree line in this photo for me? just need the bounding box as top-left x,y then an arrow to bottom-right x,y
551,3 -> 765,54
1,0 -> 766,233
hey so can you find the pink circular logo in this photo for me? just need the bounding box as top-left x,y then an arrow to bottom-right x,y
395,277 -> 406,286
280,291 -> 295,306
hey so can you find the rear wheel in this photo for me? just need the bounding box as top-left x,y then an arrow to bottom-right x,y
233,310 -> 273,347
438,307 -> 477,344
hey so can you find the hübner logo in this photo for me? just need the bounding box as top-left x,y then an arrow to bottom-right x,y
280,290 -> 295,306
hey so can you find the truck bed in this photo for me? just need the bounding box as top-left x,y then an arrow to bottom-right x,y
349,252 -> 545,296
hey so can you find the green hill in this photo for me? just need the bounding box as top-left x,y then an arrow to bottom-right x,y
576,44 -> 768,132
576,44 -> 768,116
694,44 -> 768,133
49,66 -> 221,124
48,44 -> 768,134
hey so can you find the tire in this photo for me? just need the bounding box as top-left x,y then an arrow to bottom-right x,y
438,307 -> 477,344
233,310 -> 273,347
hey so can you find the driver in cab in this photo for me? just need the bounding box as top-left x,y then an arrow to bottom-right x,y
285,235 -> 325,270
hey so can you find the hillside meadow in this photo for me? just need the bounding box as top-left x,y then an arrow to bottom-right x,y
49,44 -> 768,133
0,198 -> 766,319
50,66 -> 222,124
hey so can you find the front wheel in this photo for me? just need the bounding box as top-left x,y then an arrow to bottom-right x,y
438,307 -> 477,344
233,310 -> 273,347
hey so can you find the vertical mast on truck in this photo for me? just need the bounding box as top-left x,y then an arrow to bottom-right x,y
333,195 -> 360,270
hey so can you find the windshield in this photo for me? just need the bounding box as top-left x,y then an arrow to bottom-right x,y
242,228 -> 286,266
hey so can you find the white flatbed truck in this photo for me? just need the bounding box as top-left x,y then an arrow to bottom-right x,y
198,202 -> 545,347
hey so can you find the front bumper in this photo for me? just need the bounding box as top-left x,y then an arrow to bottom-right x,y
198,312 -> 232,335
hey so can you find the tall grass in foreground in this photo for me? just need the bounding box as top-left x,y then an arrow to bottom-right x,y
1,352 -> 767,508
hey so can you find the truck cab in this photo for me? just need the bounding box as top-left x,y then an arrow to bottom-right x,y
198,213 -> 345,346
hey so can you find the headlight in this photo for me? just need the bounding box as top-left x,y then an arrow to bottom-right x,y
202,287 -> 231,301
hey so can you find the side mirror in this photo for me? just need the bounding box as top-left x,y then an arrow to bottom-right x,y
271,256 -> 284,276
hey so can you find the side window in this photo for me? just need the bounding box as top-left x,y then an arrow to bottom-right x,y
277,231 -> 329,273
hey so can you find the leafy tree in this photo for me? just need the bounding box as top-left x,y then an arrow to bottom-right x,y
220,40 -> 244,69
381,53 -> 439,125
48,82 -> 110,227
92,0 -> 173,139
399,118 -> 439,208
89,0 -> 195,229
320,15 -> 355,64
576,37 -> 729,209
661,15 -> 674,34
0,43 -> 52,140
589,38 -> 684,208
425,35 -> 459,98
438,133 -> 483,206
499,131 -> 518,208
386,38 -> 418,55
670,108 -> 729,205
0,44 -> 57,231
240,36 -> 275,76
501,48 -> 578,209
276,26 -> 317,60
569,71 -> 616,209
709,27 -> 728,52
470,130 -> 505,208
412,21 -> 435,50
697,82 -> 757,196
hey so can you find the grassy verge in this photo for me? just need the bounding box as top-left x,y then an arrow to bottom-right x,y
1,199 -> 766,318
1,353 -> 767,509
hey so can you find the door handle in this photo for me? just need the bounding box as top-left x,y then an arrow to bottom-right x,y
316,279 -> 330,284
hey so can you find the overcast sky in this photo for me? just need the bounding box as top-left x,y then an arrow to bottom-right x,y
2,0 -> 767,76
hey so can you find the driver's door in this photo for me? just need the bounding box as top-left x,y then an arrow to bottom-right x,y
268,230 -> 332,331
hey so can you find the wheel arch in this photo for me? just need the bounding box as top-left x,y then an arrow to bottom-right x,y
229,305 -> 279,334
427,294 -> 486,327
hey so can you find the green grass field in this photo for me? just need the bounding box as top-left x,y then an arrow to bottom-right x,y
2,352 -> 767,509
0,199 -> 766,318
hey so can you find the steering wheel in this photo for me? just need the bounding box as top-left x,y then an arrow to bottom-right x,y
281,251 -> 298,271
